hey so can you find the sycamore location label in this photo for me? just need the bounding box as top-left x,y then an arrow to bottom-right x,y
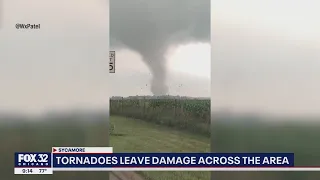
52,147 -> 113,153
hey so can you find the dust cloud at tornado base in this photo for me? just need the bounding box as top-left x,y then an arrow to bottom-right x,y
110,0 -> 210,95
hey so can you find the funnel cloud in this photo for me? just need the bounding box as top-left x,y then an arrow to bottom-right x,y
110,0 -> 210,95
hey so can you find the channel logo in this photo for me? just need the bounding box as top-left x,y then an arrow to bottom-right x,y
15,153 -> 51,167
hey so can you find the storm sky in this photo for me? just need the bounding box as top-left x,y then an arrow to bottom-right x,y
110,0 -> 210,96
211,0 -> 320,116
1,0 -> 320,116
0,0 -> 109,114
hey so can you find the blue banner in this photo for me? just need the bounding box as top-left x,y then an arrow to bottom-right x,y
14,152 -> 294,168
52,153 -> 294,167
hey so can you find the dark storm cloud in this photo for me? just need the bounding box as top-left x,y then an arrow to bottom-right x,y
110,0 -> 210,95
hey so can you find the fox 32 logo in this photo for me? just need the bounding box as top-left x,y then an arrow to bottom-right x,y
17,153 -> 49,166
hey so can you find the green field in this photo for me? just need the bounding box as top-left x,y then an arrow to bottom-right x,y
110,98 -> 320,180
1,99 -> 320,180
110,116 -> 210,180
212,122 -> 320,180
0,115 -> 210,180
110,116 -> 320,180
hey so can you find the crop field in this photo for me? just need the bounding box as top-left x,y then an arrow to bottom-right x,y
110,116 -> 320,180
110,97 -> 211,180
110,97 -> 320,180
110,97 -> 210,136
1,95 -> 320,180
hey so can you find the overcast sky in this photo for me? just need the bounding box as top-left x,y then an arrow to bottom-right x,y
0,0 -> 109,114
110,0 -> 210,97
211,0 -> 320,116
0,0 -> 211,115
1,0 -> 320,117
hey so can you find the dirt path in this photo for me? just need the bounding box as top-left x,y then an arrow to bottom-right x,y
110,171 -> 146,180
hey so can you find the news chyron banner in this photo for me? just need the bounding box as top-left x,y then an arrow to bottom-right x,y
15,147 -> 296,175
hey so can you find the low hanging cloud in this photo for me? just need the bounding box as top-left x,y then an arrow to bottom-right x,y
110,0 -> 210,95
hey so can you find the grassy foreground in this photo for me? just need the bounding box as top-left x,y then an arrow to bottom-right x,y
212,122 -> 320,180
111,115 -> 320,180
2,115 -> 320,180
110,116 -> 210,180
0,115 -> 210,180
